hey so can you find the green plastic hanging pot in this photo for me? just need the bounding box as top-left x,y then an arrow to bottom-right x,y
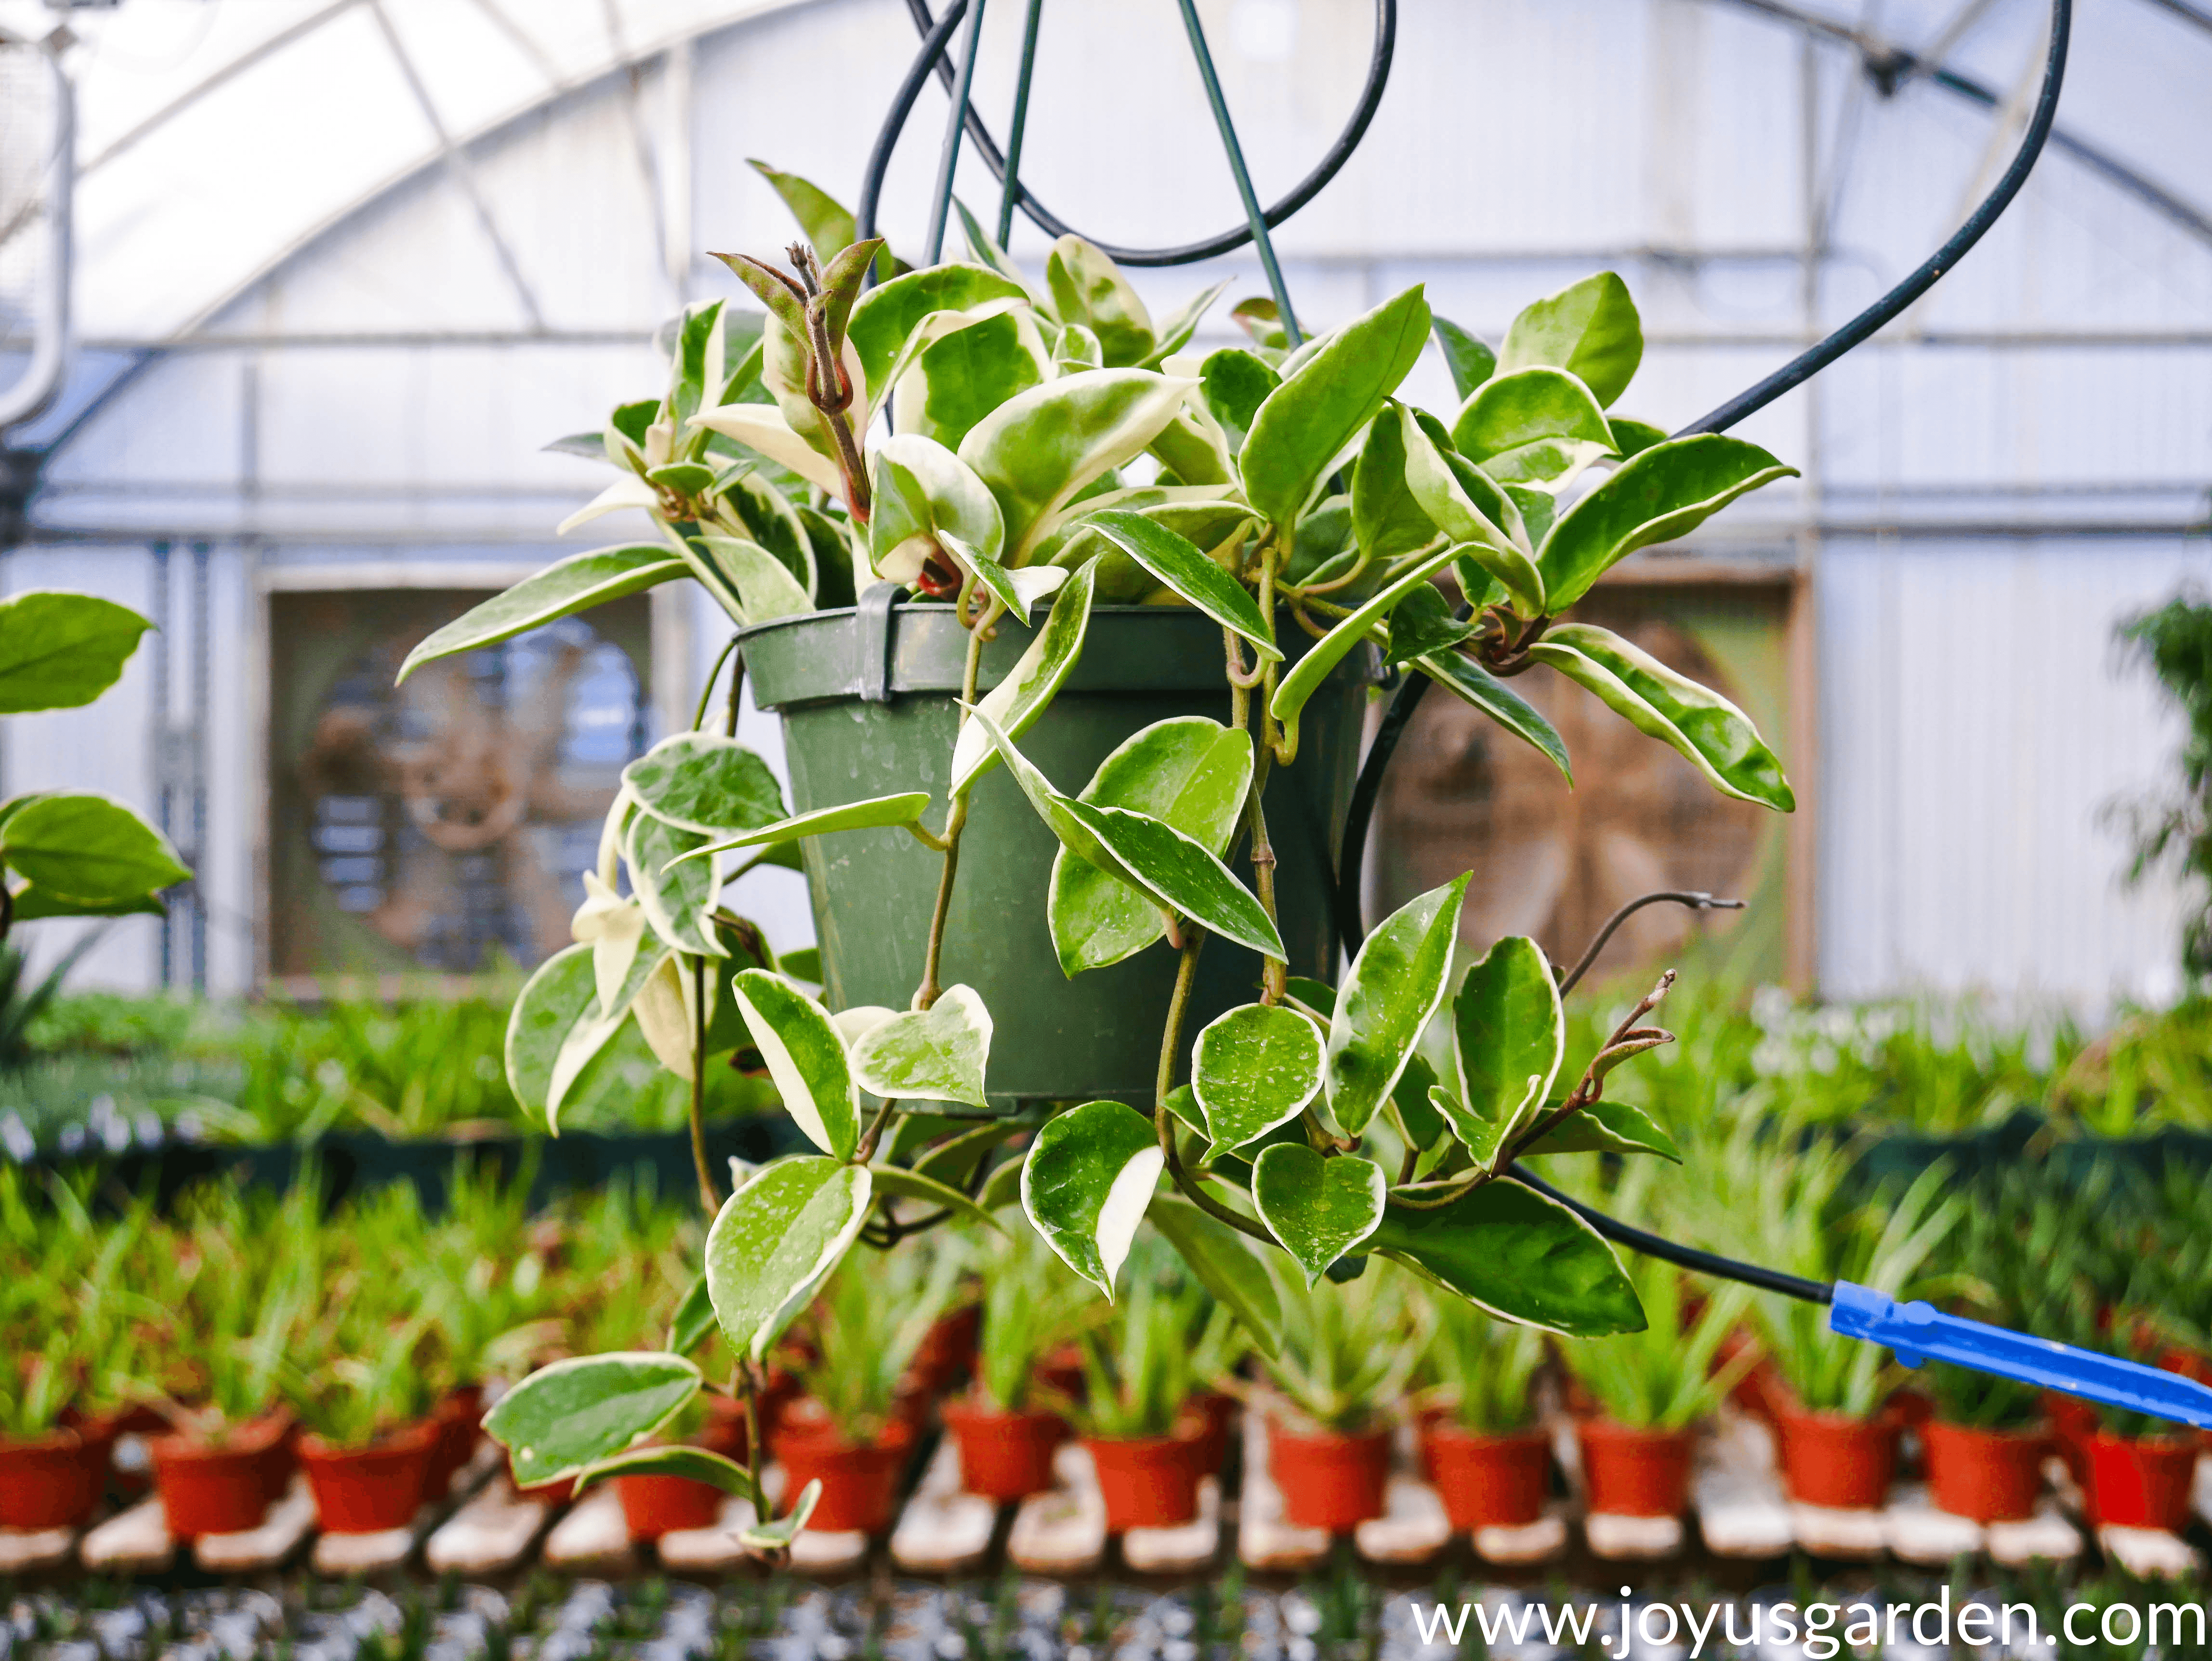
739,596 -> 1378,1107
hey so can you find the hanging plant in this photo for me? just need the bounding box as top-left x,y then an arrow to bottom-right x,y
442,173 -> 1801,1549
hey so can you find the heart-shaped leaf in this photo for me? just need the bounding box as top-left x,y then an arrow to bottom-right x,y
1525,623 -> 1793,810
1325,873 -> 1470,1134
1497,272 -> 1643,409
623,811 -> 723,958
1021,1099 -> 1162,1297
975,709 -> 1284,962
728,970 -> 859,1158
706,1157 -> 873,1361
623,734 -> 788,837
1045,235 -> 1157,367
398,547 -> 685,682
0,591 -> 152,714
849,983 -> 992,1109
948,555 -> 1099,798
1149,1193 -> 1283,1358
1048,716 -> 1253,976
868,432 -> 1008,588
1193,1002 -> 1324,1155
1251,1145 -> 1386,1289
1080,509 -> 1280,661
1535,434 -> 1796,610
1447,936 -> 1564,1165
1369,1177 -> 1645,1336
1239,287 -> 1431,525
1450,367 -> 1618,489
482,1353 -> 701,1489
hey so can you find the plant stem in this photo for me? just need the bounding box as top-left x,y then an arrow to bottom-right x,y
724,646 -> 746,739
914,610 -> 994,1011
689,953 -> 721,1215
1153,934 -> 1278,1248
692,633 -> 740,732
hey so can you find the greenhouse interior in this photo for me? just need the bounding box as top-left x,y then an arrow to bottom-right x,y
3,0 -> 2212,1655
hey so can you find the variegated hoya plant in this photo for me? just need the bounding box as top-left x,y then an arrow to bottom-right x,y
437,181 -> 1798,1550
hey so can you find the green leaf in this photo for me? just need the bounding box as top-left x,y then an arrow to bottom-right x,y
716,466 -> 816,591
1497,273 -> 1644,409
668,1273 -> 716,1354
669,299 -> 726,425
729,970 -> 859,1158
975,1157 -> 1024,1215
694,536 -> 813,623
0,794 -> 187,901
953,198 -> 1041,302
1535,434 -> 1796,610
1370,1177 -> 1644,1336
1450,367 -> 1618,489
482,1353 -> 701,1489
1147,400 -> 1235,487
869,1163 -> 1009,1234
1198,348 -> 1280,456
503,942 -> 622,1129
1447,936 -> 1565,1166
1608,417 -> 1667,458
1045,236 -> 1156,367
975,708 -> 1285,961
746,158 -> 882,275
624,811 -> 723,958
849,984 -> 992,1109
1251,1145 -> 1386,1289
572,1442 -> 754,1499
623,734 -> 788,837
1431,317 -> 1497,401
706,1156 -> 873,1361
1163,1083 -> 1208,1138
689,404 -> 844,496
647,461 -> 717,496
893,308 -> 1053,450
739,1479 -> 822,1549
948,555 -> 1098,798
1230,296 -> 1290,352
1193,1002 -> 1325,1155
1525,622 -> 1794,810
1143,277 -> 1231,368
869,432 -> 1008,586
1347,408 -> 1443,568
1389,1053 -> 1450,1163
1149,1193 -> 1283,1358
1035,491 -> 1256,601
959,369 -> 1198,563
1508,485 -> 1555,551
1384,584 -> 1474,664
1519,1098 -> 1681,1162
675,792 -> 935,866
847,263 -> 1036,406
1413,652 -> 1571,784
0,592 -> 152,714
7,885 -> 164,921
1239,286 -> 1431,525
1325,873 -> 1470,1134
1048,717 -> 1253,976
1268,542 -> 1459,755
1080,509 -> 1280,661
397,547 -> 685,683
1021,1099 -> 1162,1297
1396,409 -> 1542,613
1053,322 -> 1103,375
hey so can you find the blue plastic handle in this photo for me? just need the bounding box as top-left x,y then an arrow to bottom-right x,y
1830,1281 -> 2212,1430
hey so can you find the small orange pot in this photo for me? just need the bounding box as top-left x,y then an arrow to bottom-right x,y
1774,1405 -> 1900,1510
2086,1431 -> 2200,1532
1577,1419 -> 1695,1519
1085,1432 -> 1200,1531
149,1416 -> 291,1539
424,1385 -> 483,1501
2041,1391 -> 2098,1485
942,1400 -> 1065,1502
299,1421 -> 440,1534
1423,1424 -> 1551,1530
0,1417 -> 117,1530
1178,1390 -> 1237,1480
1270,1421 -> 1392,1533
1923,1419 -> 2049,1522
771,1416 -> 915,1534
613,1467 -> 726,1538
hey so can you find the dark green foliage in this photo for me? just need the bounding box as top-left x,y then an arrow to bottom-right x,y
2116,591 -> 2212,978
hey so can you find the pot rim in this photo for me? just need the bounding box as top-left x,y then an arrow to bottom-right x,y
2088,1428 -> 2202,1455
147,1412 -> 293,1460
298,1420 -> 441,1462
1925,1414 -> 2050,1442
1576,1416 -> 1698,1446
1422,1420 -> 1549,1449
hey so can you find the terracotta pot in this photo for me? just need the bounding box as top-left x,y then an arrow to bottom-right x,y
614,1465 -> 726,1539
514,1473 -> 578,1505
942,1400 -> 1065,1503
299,1421 -> 439,1534
2041,1391 -> 2098,1485
1084,1432 -> 1201,1532
1411,1403 -> 1449,1481
257,1417 -> 300,1502
772,1416 -> 915,1534
1923,1419 -> 2049,1523
2086,1431 -> 2200,1532
149,1417 -> 290,1539
1774,1405 -> 1901,1510
696,1393 -> 751,1462
1576,1419 -> 1695,1519
909,1305 -> 982,1397
424,1385 -> 483,1502
1270,1421 -> 1392,1532
1037,1344 -> 1087,1402
1178,1390 -> 1237,1480
0,1418 -> 117,1530
1422,1424 -> 1551,1531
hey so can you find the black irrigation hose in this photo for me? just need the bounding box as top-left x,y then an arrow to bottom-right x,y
875,0 -> 1397,267
1509,1163 -> 1836,1306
